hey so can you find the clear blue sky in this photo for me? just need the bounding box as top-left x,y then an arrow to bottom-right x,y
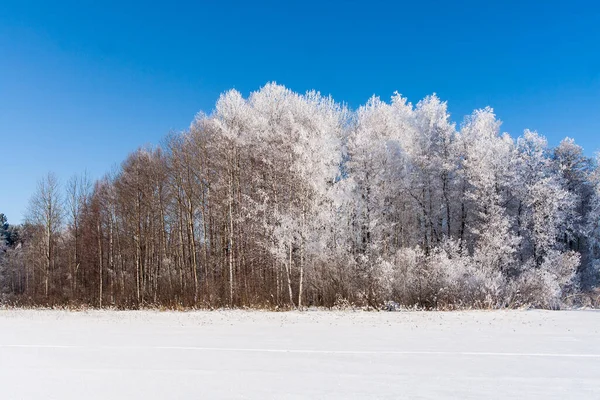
1,0 -> 599,224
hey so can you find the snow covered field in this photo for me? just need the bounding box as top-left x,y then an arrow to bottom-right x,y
0,310 -> 598,399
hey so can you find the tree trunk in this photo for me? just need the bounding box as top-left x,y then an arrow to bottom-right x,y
98,218 -> 103,308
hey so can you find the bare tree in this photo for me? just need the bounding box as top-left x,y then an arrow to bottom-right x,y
27,172 -> 63,298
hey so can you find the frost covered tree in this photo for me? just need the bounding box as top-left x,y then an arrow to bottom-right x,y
2,84 -> 598,309
222,84 -> 347,307
409,95 -> 459,248
513,131 -> 577,266
552,138 -> 598,287
344,94 -> 415,304
458,108 -> 518,282
586,154 -> 600,286
504,131 -> 580,306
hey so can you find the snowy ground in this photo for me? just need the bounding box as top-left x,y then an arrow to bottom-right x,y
0,310 -> 598,399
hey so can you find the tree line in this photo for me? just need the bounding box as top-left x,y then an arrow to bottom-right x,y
1,83 -> 599,309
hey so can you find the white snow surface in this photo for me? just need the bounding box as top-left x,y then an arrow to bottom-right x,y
0,309 -> 598,399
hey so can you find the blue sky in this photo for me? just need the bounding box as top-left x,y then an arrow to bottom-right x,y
1,0 -> 599,223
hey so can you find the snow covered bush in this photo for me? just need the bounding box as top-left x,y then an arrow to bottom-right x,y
431,241 -> 505,308
389,247 -> 430,307
509,251 -> 580,309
